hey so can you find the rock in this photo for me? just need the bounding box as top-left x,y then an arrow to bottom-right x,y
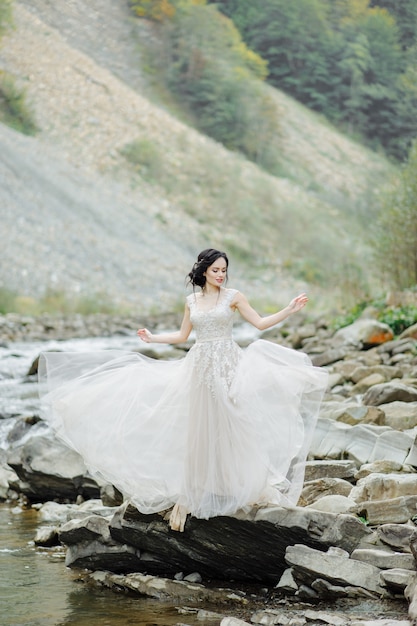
220,619 -> 251,626
334,320 -> 393,348
350,365 -> 404,384
363,382 -> 417,406
409,530 -> 417,565
59,514 -> 111,544
285,544 -> 385,595
304,609 -> 347,625
377,524 -> 416,552
400,323 -> 417,340
301,478 -> 353,505
303,460 -> 357,482
88,570 -> 247,604
99,483 -> 124,507
405,576 -> 417,624
355,461 -> 414,481
183,572 -> 202,583
7,433 -> 100,501
354,495 -> 417,525
0,463 -> 18,500
350,474 -> 417,503
351,548 -> 415,570
380,402 -> 417,431
311,347 -> 350,367
380,568 -> 417,592
275,568 -> 298,593
351,373 -> 386,395
34,525 -> 60,546
104,503 -> 371,582
306,495 -> 357,514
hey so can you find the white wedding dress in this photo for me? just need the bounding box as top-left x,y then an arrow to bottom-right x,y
39,288 -> 328,519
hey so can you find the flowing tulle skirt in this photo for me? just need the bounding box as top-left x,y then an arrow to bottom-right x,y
38,339 -> 328,519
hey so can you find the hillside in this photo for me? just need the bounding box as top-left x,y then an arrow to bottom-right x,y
0,0 -> 395,314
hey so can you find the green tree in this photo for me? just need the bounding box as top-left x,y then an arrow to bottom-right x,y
369,0 -> 417,50
372,141 -> 417,288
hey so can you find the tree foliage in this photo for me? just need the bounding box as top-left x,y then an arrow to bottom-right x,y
211,0 -> 417,160
372,141 -> 417,288
135,1 -> 279,171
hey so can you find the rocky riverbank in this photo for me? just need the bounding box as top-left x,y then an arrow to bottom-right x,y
1,310 -> 417,625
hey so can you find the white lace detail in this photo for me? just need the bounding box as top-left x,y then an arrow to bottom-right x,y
187,289 -> 241,395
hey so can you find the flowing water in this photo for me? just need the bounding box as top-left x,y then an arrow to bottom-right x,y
0,502 -> 221,626
0,333 -> 260,626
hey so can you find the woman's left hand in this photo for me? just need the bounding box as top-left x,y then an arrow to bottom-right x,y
288,293 -> 308,312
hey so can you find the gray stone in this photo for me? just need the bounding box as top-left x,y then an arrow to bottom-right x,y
380,568 -> 417,591
88,570 -> 247,604
285,544 -> 384,594
301,478 -> 353,506
363,382 -> 417,406
351,548 -> 415,570
303,460 -> 357,482
377,523 -> 415,552
7,433 -> 100,501
380,401 -> 417,431
355,461 -> 413,481
350,473 -> 417,503
59,514 -> 111,544
34,525 -> 59,547
353,495 -> 417,525
305,495 -> 357,514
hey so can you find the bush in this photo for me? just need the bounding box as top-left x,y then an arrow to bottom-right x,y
0,71 -> 38,135
119,138 -> 163,180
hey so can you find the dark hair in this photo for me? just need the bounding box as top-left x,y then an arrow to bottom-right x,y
187,248 -> 229,289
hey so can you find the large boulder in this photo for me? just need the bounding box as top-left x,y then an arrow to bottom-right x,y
334,320 -> 393,348
7,430 -> 100,501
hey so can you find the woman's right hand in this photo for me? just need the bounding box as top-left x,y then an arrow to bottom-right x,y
137,328 -> 153,343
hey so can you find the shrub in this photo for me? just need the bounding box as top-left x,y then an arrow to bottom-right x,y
119,138 -> 162,180
0,71 -> 38,135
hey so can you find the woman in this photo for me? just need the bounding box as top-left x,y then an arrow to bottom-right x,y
39,248 -> 328,532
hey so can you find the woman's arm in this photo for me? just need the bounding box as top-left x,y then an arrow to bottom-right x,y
232,291 -> 308,331
137,302 -> 193,344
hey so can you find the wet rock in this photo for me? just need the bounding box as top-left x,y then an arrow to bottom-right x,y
88,570 -> 248,604
34,525 -> 60,546
103,503 -> 372,582
6,433 -> 100,501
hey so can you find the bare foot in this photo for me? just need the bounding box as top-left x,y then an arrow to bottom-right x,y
169,503 -> 188,532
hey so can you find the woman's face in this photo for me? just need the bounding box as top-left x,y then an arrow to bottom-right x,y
204,256 -> 227,288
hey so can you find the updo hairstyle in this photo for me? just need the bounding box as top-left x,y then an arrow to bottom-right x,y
187,248 -> 229,290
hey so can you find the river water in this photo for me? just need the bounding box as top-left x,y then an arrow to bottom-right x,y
0,333 -> 260,626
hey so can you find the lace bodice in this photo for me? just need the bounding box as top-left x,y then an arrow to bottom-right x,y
187,288 -> 241,394
187,288 -> 237,342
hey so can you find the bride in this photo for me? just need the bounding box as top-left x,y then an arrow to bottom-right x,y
39,248 -> 328,531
